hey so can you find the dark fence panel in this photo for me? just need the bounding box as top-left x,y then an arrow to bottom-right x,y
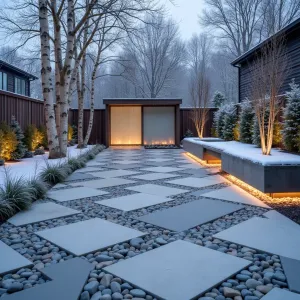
69,109 -> 106,145
0,90 -> 44,128
180,108 -> 218,139
0,92 -> 217,145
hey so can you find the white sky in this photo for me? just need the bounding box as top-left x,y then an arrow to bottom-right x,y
163,0 -> 205,40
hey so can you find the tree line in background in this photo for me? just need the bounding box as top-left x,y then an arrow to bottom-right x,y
0,0 -> 300,156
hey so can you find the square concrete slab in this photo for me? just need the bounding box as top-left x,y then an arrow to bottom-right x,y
76,167 -> 104,173
167,175 -> 226,188
96,193 -> 174,211
37,218 -> 145,256
90,170 -> 140,178
109,164 -> 147,170
112,160 -> 139,165
142,161 -> 177,167
65,172 -> 96,182
131,173 -> 179,181
260,288 -> 300,300
104,240 -> 250,300
178,169 -> 213,178
70,178 -> 136,189
4,258 -> 94,300
146,158 -> 173,162
281,256 -> 300,293
0,240 -> 33,274
52,183 -> 67,189
8,202 -> 80,226
214,217 -> 300,260
178,163 -> 203,169
47,187 -> 108,202
141,166 -> 183,173
86,161 -> 107,167
137,198 -> 243,231
201,185 -> 270,208
126,184 -> 189,197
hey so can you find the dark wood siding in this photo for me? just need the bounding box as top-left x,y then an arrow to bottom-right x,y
238,25 -> 300,101
0,66 -> 31,96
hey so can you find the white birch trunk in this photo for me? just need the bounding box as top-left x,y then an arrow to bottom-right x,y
38,0 -> 61,159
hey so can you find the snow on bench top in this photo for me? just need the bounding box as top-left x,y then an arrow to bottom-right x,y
184,138 -> 300,166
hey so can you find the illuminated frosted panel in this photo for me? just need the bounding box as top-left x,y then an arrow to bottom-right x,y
111,106 -> 142,145
143,107 -> 175,145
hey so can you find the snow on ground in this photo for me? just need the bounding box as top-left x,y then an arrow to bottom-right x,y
185,138 -> 300,166
0,145 -> 92,185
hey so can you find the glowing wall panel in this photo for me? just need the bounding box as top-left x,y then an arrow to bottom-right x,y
110,106 -> 142,145
143,107 -> 175,145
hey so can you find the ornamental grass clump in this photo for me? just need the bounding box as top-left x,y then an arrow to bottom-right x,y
68,157 -> 86,171
0,171 -> 33,214
28,177 -> 49,200
39,161 -> 70,185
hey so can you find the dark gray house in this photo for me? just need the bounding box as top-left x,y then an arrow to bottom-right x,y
0,59 -> 38,97
232,18 -> 300,103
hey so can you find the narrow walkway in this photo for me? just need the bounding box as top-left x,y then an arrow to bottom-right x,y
1,148 -> 300,299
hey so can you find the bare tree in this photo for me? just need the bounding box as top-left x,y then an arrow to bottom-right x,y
250,34 -> 287,155
122,15 -> 185,98
200,0 -> 264,56
261,0 -> 300,37
187,34 -> 212,138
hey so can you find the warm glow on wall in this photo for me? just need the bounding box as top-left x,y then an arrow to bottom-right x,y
144,138 -> 175,145
185,152 -> 221,167
111,106 -> 142,145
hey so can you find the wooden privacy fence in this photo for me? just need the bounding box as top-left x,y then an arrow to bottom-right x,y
0,91 -> 217,145
0,90 -> 44,129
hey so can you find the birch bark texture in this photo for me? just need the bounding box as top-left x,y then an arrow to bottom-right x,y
38,0 -> 60,158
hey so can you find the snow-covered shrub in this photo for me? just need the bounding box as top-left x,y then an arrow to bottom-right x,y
282,81 -> 300,152
184,129 -> 194,138
213,91 -> 226,108
24,125 -> 44,151
28,177 -> 49,200
223,104 -> 237,141
34,147 -> 45,156
239,99 -> 254,143
214,103 -> 235,139
10,116 -> 27,160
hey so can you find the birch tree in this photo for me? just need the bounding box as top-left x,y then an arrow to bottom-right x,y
250,34 -> 287,155
38,0 -> 60,158
187,34 -> 212,138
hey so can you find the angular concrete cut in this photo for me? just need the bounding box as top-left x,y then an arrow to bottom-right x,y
65,172 -> 95,182
104,240 -> 250,300
137,198 -> 243,231
126,183 -> 189,197
167,175 -> 226,188
109,164 -> 147,170
37,218 -> 145,256
96,193 -> 174,212
70,178 -> 136,189
131,172 -> 179,181
214,217 -> 300,260
0,240 -> 33,274
178,163 -> 202,169
141,166 -> 183,173
264,210 -> 300,228
260,288 -> 300,300
201,185 -> 270,208
112,160 -> 139,165
281,256 -> 300,293
8,202 -> 80,226
90,170 -> 140,178
178,169 -> 213,178
5,258 -> 93,300
47,187 -> 108,202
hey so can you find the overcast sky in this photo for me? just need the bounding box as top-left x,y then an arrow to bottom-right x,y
163,0 -> 205,40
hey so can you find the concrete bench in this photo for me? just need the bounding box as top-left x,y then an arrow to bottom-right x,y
183,138 -> 300,196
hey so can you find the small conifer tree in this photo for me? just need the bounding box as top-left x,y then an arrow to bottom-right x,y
10,116 -> 27,159
239,99 -> 254,144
